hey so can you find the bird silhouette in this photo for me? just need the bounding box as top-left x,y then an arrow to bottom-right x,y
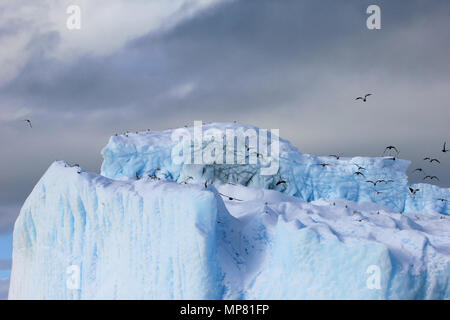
413,168 -> 424,173
354,171 -> 365,177
318,163 -> 330,168
409,187 -> 420,196
219,192 -> 243,201
429,158 -> 441,164
383,146 -> 399,156
442,142 -> 449,153
436,198 -> 448,202
353,163 -> 367,171
276,180 -> 287,186
424,176 -> 440,181
24,119 -> 32,128
356,94 -> 372,102
329,154 -> 340,160
366,180 -> 378,186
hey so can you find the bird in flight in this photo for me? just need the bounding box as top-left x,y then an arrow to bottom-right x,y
356,94 -> 372,102
383,146 -> 399,156
219,192 -> 243,201
424,176 -> 440,181
366,180 -> 378,186
413,168 -> 424,173
409,187 -> 420,196
436,198 -> 448,202
353,163 -> 366,171
318,163 -> 330,168
329,154 -> 341,160
377,179 -> 394,184
276,180 -> 287,186
442,142 -> 449,153
24,119 -> 32,128
354,171 -> 365,177
427,158 -> 441,164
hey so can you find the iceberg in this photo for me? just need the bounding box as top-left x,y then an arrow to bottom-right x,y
8,123 -> 450,299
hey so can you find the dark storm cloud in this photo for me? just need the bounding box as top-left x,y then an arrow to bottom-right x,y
1,0 -> 450,234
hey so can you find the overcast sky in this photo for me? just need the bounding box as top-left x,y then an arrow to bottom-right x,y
0,0 -> 449,238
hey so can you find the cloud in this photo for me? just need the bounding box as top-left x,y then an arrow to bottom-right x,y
0,0 -> 227,86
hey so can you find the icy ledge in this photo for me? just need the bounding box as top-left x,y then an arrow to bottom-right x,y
9,161 -> 450,299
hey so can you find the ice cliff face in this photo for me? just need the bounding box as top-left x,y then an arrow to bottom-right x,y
9,123 -> 450,299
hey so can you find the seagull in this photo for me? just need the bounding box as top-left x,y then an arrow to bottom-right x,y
354,171 -> 365,177
377,179 -> 393,184
24,119 -> 32,128
413,168 -> 424,173
356,94 -> 372,102
424,157 -> 431,161
442,142 -> 449,153
366,180 -> 378,186
353,163 -> 367,171
383,146 -> 399,156
219,192 -> 243,201
318,163 -> 330,168
409,187 -> 420,196
429,158 -> 441,164
275,180 -> 287,186
329,154 -> 340,160
424,176 -> 440,181
436,198 -> 448,202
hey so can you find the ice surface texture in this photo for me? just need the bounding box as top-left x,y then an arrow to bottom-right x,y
9,123 -> 450,299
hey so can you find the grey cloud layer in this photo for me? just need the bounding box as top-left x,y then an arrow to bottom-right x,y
0,0 -> 449,233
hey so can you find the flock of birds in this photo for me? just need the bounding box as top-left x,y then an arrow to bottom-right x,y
22,93 -> 448,205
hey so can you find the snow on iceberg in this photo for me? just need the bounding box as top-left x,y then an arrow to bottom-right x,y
8,123 -> 450,299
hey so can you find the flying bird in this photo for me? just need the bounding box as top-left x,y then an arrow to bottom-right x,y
24,119 -> 32,128
424,176 -> 440,181
366,180 -> 378,186
412,168 -> 424,173
318,163 -> 330,168
442,142 -> 449,153
383,146 -> 399,156
409,187 -> 420,196
353,163 -> 366,171
329,154 -> 340,160
354,171 -> 365,177
436,198 -> 448,202
356,94 -> 372,102
430,158 -> 441,164
276,180 -> 287,186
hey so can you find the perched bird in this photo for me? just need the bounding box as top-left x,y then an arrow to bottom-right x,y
329,154 -> 340,160
275,180 -> 287,186
24,119 -> 32,128
354,171 -> 365,177
356,94 -> 372,102
442,142 -> 449,153
409,187 -> 420,196
424,176 -> 440,181
383,146 -> 399,156
219,192 -> 243,201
